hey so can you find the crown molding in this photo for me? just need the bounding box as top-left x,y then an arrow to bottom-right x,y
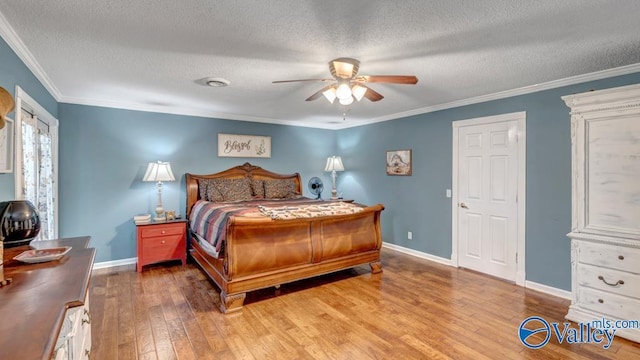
58,95 -> 338,130
59,61 -> 640,130
332,63 -> 640,130
0,11 -> 62,100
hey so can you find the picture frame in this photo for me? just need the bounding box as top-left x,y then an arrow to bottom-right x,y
0,117 -> 14,173
218,133 -> 271,158
386,149 -> 412,176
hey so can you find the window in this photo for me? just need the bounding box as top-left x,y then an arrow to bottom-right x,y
14,86 -> 59,240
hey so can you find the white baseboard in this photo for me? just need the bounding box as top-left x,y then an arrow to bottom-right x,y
383,242 -> 571,300
525,280 -> 572,300
382,242 -> 453,266
93,257 -> 137,270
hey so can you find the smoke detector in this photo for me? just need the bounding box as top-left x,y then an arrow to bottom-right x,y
204,77 -> 230,87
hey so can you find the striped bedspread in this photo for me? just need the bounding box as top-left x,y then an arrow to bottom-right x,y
189,198 -> 348,257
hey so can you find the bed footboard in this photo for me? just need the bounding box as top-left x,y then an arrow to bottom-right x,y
190,204 -> 384,313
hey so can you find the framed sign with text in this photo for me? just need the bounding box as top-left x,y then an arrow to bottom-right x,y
218,133 -> 271,158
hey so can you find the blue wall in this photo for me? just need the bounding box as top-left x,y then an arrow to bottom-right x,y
337,72 -> 640,290
0,36 -> 57,200
58,104 -> 335,262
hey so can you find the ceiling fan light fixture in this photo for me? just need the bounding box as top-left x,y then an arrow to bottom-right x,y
322,87 -> 337,103
339,96 -> 354,106
336,82 -> 352,100
351,84 -> 367,101
330,58 -> 360,79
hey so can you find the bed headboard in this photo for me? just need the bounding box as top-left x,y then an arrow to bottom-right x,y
185,162 -> 302,217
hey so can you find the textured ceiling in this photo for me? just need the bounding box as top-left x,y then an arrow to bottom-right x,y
1,1 -> 639,129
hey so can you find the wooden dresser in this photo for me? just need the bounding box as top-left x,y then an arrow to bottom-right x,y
0,236 -> 95,359
563,84 -> 640,343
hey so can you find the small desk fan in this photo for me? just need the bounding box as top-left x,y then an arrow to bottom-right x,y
308,177 -> 324,199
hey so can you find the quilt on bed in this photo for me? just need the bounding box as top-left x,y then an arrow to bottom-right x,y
189,198 -> 364,257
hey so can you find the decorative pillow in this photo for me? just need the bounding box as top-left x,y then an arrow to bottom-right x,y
264,179 -> 297,199
198,179 -> 225,202
205,180 -> 225,202
198,179 -> 209,200
251,179 -> 265,198
216,178 -> 252,202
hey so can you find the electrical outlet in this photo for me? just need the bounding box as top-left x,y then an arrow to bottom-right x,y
408,231 -> 412,240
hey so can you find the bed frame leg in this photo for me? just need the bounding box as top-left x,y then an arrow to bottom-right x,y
220,291 -> 246,314
370,261 -> 383,274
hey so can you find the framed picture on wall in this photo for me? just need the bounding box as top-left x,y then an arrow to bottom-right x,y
218,133 -> 271,158
386,149 -> 411,176
0,117 -> 14,173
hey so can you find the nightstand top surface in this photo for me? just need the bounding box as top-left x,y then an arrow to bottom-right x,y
136,219 -> 187,226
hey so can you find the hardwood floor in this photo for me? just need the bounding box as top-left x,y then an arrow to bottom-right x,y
89,249 -> 640,359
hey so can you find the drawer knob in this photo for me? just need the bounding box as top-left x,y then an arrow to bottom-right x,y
598,299 -> 604,304
161,240 -> 166,244
618,255 -> 624,260
161,230 -> 166,234
598,275 -> 624,287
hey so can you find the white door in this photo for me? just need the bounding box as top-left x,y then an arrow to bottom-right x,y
456,119 -> 519,281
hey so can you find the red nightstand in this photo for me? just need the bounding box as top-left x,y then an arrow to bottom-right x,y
136,219 -> 187,272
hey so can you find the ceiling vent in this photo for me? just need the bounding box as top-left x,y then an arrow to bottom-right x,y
204,77 -> 230,87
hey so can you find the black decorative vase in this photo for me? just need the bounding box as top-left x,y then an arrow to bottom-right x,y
0,200 -> 41,248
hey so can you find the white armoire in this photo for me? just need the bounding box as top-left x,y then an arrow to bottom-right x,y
562,83 -> 640,343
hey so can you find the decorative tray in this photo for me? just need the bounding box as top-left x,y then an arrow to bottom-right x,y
13,246 -> 72,264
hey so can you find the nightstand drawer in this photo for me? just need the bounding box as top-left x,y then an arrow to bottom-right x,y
139,224 -> 184,238
142,234 -> 183,248
142,236 -> 184,262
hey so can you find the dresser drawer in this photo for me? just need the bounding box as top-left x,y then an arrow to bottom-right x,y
578,263 -> 640,299
139,224 -> 185,238
579,241 -> 640,274
578,287 -> 640,321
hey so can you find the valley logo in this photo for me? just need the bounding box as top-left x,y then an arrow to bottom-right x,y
518,316 -> 616,349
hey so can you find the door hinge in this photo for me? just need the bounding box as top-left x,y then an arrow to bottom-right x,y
516,252 -> 518,264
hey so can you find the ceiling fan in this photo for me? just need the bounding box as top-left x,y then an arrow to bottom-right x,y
273,58 -> 418,106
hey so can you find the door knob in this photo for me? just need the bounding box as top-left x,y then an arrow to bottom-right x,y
460,202 -> 469,209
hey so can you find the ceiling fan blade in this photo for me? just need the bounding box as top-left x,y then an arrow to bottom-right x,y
356,75 -> 419,84
305,84 -> 335,101
361,85 -> 384,102
272,78 -> 334,84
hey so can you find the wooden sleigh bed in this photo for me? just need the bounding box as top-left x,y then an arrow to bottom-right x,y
185,163 -> 384,313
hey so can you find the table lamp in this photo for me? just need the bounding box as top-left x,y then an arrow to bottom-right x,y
143,161 -> 175,221
324,156 -> 344,200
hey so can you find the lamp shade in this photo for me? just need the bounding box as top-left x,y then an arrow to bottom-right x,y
324,156 -> 345,172
351,84 -> 368,101
322,87 -> 337,103
143,161 -> 175,182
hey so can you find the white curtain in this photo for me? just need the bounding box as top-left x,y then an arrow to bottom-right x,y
20,112 -> 55,240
